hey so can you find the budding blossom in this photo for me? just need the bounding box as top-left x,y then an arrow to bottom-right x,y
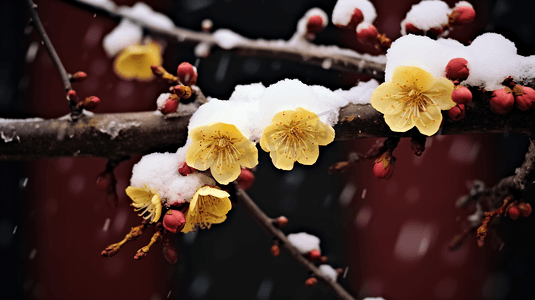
373,151 -> 395,180
449,1 -> 476,25
163,209 -> 186,233
512,85 -> 535,111
447,104 -> 465,121
156,93 -> 179,115
445,58 -> 470,82
490,87 -> 514,114
451,85 -> 472,105
332,0 -> 376,30
176,62 -> 198,86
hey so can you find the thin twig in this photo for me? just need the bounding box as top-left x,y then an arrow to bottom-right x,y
60,0 -> 386,79
25,0 -> 82,119
234,187 -> 357,300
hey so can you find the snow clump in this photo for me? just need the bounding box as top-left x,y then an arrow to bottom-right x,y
332,0 -> 377,28
287,232 -> 321,254
319,264 -> 338,281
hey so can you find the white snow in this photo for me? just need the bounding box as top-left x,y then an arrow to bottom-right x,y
385,33 -> 535,90
401,0 -> 450,35
319,264 -> 338,281
455,1 -> 473,9
332,0 -> 377,27
213,29 -> 246,50
95,116 -> 141,140
130,151 -> 216,206
102,19 -> 143,56
78,0 -> 116,10
287,232 -> 321,254
118,2 -> 175,31
188,78 -> 378,142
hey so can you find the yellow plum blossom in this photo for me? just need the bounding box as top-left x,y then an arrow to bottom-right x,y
371,66 -> 455,136
260,107 -> 335,170
125,185 -> 162,223
186,122 -> 258,185
113,42 -> 162,81
182,186 -> 232,233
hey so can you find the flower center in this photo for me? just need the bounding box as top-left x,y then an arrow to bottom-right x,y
204,133 -> 242,171
400,89 -> 433,121
273,120 -> 317,161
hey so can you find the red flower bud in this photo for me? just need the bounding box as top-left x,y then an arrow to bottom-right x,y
447,104 -> 466,121
275,216 -> 288,228
134,250 -> 148,260
508,206 -> 520,220
178,161 -> 195,176
72,71 -> 87,82
159,96 -> 179,115
349,8 -> 364,28
490,87 -> 514,114
405,22 -> 424,35
373,151 -> 395,180
518,203 -> 532,218
308,249 -> 321,260
450,6 -> 476,25
452,85 -> 472,105
162,237 -> 179,264
270,244 -> 280,257
163,210 -> 186,233
177,62 -> 198,86
305,277 -> 318,287
512,85 -> 535,111
151,65 -> 165,76
306,15 -> 325,34
356,24 -> 378,44
67,89 -> 78,102
173,85 -> 192,99
82,96 -> 100,111
236,168 -> 255,190
445,58 -> 470,81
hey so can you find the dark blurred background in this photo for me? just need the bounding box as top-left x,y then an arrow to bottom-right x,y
1,0 -> 534,299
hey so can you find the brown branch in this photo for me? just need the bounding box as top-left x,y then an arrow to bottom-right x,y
1,98 -> 535,161
457,138 -> 535,209
26,0 -> 82,118
60,0 -> 385,79
234,187 -> 357,300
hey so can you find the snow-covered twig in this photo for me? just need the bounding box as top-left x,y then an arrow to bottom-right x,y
26,0 -> 83,119
234,186 -> 356,300
60,0 -> 386,79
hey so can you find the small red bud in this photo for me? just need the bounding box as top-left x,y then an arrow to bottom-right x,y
270,244 -> 280,257
349,8 -> 364,28
445,58 -> 470,81
452,85 -> 472,105
159,96 -> 179,115
490,87 -> 514,114
405,22 -> 424,35
450,6 -> 476,25
67,90 -> 78,102
275,216 -> 288,228
308,249 -> 321,260
518,203 -> 532,218
512,85 -> 535,111
151,65 -> 165,76
82,96 -> 100,111
173,85 -> 192,99
163,210 -> 186,233
305,277 -> 318,287
134,251 -> 148,260
356,24 -> 379,44
236,168 -> 255,190
177,62 -> 198,86
447,104 -> 466,121
508,206 -> 520,220
372,151 -> 395,180
178,161 -> 195,176
306,15 -> 325,34
72,71 -> 87,82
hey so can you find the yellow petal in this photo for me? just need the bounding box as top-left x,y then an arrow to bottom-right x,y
125,186 -> 152,205
151,194 -> 162,223
391,66 -> 435,92
197,186 -> 230,198
270,150 -> 296,170
210,164 -> 241,185
414,104 -> 443,136
423,77 -> 456,110
384,109 -> 416,133
370,82 -> 405,115
296,142 -> 320,166
113,42 -> 162,81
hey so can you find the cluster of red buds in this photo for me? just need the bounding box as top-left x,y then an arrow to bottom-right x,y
505,201 -> 532,220
66,72 -> 101,112
153,62 -> 199,115
356,24 -> 392,52
372,150 -> 395,180
405,3 -> 475,39
304,12 -> 328,40
490,77 -> 535,114
444,58 -> 472,121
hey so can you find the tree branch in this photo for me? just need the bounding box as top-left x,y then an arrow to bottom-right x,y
60,0 -> 386,79
234,187 -> 357,300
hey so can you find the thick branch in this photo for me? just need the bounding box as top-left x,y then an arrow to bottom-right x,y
61,0 -> 385,79
234,187 -> 356,300
2,99 -> 535,160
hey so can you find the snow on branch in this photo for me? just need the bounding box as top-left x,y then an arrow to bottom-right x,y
61,0 -> 386,79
